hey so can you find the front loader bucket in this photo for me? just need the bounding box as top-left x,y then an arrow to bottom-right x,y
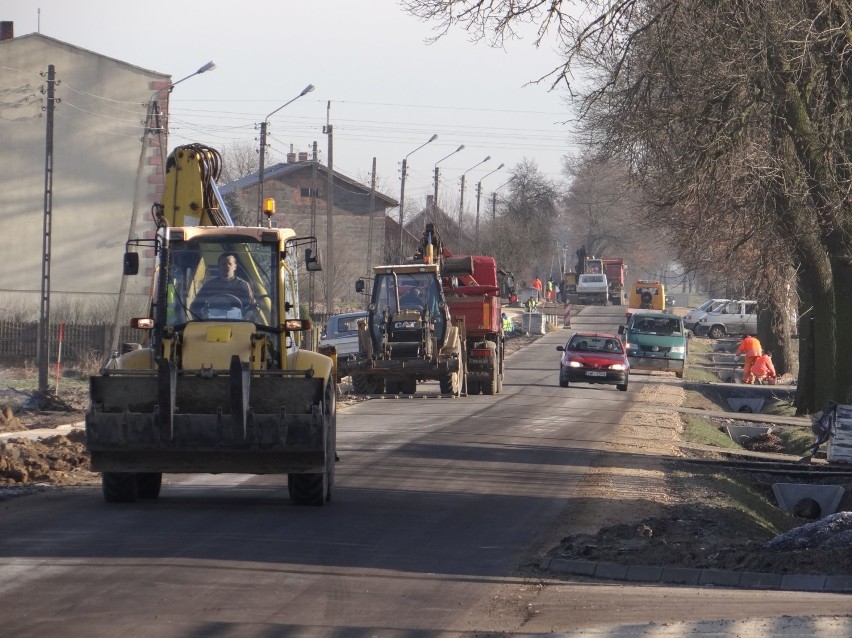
86,361 -> 328,475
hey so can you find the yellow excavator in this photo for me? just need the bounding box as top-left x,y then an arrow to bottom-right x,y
85,144 -> 337,505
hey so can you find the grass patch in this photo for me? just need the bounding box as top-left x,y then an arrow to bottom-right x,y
687,339 -> 713,355
775,427 -> 815,456
684,366 -> 718,383
682,414 -> 741,449
684,469 -> 793,536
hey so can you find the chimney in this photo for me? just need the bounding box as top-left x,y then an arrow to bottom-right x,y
286,143 -> 296,164
0,22 -> 14,41
298,151 -> 308,162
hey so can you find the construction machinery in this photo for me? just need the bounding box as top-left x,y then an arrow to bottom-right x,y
85,144 -> 337,505
343,223 -> 504,396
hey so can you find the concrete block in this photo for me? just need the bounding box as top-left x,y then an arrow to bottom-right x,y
698,569 -> 741,587
548,558 -> 596,576
780,574 -> 826,591
824,576 -> 852,593
595,562 -> 629,581
660,566 -> 701,586
738,571 -> 782,590
725,425 -> 770,445
625,565 -> 663,582
772,483 -> 845,517
726,397 -> 765,413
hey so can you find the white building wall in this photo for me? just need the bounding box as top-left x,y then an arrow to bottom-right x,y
0,34 -> 168,318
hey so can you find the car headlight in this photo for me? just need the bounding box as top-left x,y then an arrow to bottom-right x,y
608,363 -> 627,370
670,346 -> 685,354
567,361 -> 584,368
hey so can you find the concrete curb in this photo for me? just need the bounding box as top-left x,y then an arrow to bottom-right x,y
540,556 -> 852,593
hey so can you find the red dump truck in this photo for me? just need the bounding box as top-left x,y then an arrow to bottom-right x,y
601,258 -> 626,305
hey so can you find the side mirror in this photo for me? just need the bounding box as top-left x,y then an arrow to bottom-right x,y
355,279 -> 365,293
305,248 -> 322,272
618,325 -> 625,335
123,252 -> 139,275
556,345 -> 565,352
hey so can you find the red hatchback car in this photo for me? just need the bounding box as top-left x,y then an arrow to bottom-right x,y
556,331 -> 630,391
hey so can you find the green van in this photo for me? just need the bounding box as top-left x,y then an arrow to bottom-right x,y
618,312 -> 688,378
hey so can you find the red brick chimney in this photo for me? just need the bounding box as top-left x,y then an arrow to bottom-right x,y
0,22 -> 14,41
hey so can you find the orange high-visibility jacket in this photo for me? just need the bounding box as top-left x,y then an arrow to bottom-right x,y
751,354 -> 776,378
736,336 -> 762,358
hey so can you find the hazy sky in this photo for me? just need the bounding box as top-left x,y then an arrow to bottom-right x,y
4,0 -> 581,208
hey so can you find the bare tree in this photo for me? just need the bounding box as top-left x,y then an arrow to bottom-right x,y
402,0 -> 851,411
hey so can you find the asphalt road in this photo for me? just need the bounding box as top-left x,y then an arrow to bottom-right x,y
0,305 -> 850,637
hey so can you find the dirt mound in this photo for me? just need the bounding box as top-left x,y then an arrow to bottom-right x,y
1,429 -> 96,487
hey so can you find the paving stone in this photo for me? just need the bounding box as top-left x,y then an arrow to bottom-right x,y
780,574 -> 827,591
738,571 -> 782,590
595,562 -> 629,581
824,576 -> 852,593
698,569 -> 741,587
660,566 -> 701,586
548,558 -> 596,576
625,565 -> 663,582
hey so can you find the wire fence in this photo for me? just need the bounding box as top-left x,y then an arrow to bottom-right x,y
0,321 -> 147,366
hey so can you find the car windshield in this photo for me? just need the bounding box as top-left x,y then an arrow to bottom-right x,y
568,337 -> 624,354
631,317 -> 684,335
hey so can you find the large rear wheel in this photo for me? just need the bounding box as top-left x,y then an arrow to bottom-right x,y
482,352 -> 498,395
136,472 -> 162,499
288,380 -> 336,506
353,374 -> 383,394
102,472 -> 138,503
467,378 -> 481,395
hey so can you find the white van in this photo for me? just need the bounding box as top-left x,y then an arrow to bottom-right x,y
694,300 -> 758,338
684,298 -> 731,333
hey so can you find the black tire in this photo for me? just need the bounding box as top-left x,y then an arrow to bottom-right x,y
467,378 -> 481,395
482,353 -> 498,395
288,380 -> 335,506
708,325 -> 726,340
559,369 -> 569,388
438,370 -> 459,396
353,374 -> 383,394
102,472 -> 138,503
136,472 -> 162,499
400,377 -> 417,394
385,379 -> 401,394
617,378 -> 628,392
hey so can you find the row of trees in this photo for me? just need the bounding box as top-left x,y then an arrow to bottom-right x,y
402,0 -> 851,413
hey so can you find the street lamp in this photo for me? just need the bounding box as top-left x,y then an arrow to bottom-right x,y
457,155 -> 490,252
148,60 -> 216,138
490,175 -> 515,223
398,133 -> 438,254
475,162 -> 504,252
257,83 -> 316,225
433,144 -> 464,217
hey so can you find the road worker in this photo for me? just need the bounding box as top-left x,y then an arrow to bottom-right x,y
501,313 -> 513,334
546,277 -> 554,302
736,334 -> 763,384
532,276 -> 543,299
751,351 -> 776,385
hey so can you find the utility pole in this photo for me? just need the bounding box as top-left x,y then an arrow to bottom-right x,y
37,64 -> 56,394
256,120 -> 268,226
309,140 -> 318,314
474,181 -> 483,253
324,101 -> 334,316
458,173 -> 467,252
365,157 -> 377,295
398,157 -> 408,257
491,191 -> 497,223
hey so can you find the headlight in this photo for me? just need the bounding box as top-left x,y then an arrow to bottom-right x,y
608,363 -> 627,370
670,346 -> 685,354
567,361 -> 584,368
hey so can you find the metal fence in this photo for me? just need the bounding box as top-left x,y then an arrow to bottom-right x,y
0,321 -> 147,365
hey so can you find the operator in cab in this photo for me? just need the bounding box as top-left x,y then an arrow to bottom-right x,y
190,252 -> 256,319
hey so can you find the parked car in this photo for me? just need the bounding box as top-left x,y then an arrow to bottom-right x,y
556,331 -> 629,391
683,298 -> 731,333
319,311 -> 368,357
618,312 -> 688,379
694,300 -> 757,339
